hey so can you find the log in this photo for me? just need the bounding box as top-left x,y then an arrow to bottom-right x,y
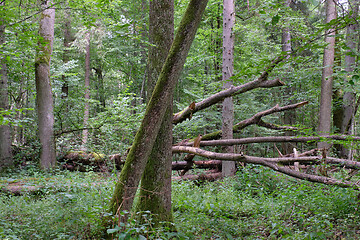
172,172 -> 222,181
172,160 -> 221,170
178,135 -> 360,147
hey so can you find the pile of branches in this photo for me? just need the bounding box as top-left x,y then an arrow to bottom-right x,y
172,101 -> 360,189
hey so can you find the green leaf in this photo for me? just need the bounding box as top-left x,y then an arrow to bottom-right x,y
271,15 -> 280,25
352,74 -> 359,82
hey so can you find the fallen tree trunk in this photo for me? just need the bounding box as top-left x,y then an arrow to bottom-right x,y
197,101 -> 308,141
172,146 -> 360,189
173,172 -> 222,181
178,135 -> 360,147
173,56 -> 286,124
172,160 -> 221,170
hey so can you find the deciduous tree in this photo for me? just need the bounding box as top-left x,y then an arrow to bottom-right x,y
318,0 -> 337,149
134,0 -> 174,227
109,0 -> 209,224
0,0 -> 13,171
35,0 -> 56,169
221,0 -> 236,177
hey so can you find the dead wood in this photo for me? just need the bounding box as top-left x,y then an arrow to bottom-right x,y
178,135 -> 360,147
172,160 -> 222,170
59,151 -> 123,172
172,172 -> 222,181
172,146 -> 360,189
173,56 -> 285,124
198,101 -> 308,141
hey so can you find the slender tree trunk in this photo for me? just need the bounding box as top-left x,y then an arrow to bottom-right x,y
109,0 -> 209,223
93,65 -> 105,112
134,0 -> 174,227
0,1 -> 13,171
221,0 -> 236,177
35,0 -> 56,169
82,32 -> 90,150
318,0 -> 336,150
281,0 -> 294,155
340,0 -> 359,158
61,11 -> 72,99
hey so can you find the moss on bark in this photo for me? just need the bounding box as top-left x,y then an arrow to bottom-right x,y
109,0 -> 209,223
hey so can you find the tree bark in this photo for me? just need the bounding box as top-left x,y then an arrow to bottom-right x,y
61,10 -> 72,99
318,0 -> 337,149
82,32 -> 90,150
35,0 -> 56,169
134,0 -> 175,227
281,0 -> 295,155
0,0 -> 13,171
109,0 -> 209,222
221,0 -> 236,177
340,0 -> 359,158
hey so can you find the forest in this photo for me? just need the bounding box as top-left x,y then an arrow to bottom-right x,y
1,0 -> 360,239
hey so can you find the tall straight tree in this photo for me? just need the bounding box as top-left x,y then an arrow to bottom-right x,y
221,0 -> 236,177
0,0 -> 13,171
318,0 -> 337,149
82,32 -> 91,150
281,0 -> 294,155
109,0 -> 209,223
134,0 -> 174,226
340,0 -> 359,158
35,0 -> 56,169
61,10 -> 73,99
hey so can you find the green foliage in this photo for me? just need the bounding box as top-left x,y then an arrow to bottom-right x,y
1,167 -> 360,239
0,170 -> 114,239
172,167 -> 360,239
0,108 -> 34,126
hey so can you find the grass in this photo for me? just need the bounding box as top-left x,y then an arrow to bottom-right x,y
0,165 -> 360,239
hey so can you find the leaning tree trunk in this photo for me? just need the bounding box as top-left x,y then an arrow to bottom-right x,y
35,0 -> 56,169
221,0 -> 236,177
109,0 -> 209,223
134,0 -> 174,228
0,1 -> 13,171
318,0 -> 336,150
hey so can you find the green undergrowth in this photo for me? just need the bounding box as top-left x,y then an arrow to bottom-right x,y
0,169 -> 116,239
172,166 -> 360,239
0,166 -> 360,239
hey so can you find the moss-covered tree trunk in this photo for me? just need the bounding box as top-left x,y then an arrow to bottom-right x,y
35,0 -> 56,169
134,0 -> 174,227
0,1 -> 13,171
109,0 -> 209,223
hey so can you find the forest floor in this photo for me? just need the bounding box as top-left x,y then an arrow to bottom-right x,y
1,165 -> 360,239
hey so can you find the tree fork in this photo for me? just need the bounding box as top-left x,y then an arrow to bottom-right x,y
109,0 -> 209,222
